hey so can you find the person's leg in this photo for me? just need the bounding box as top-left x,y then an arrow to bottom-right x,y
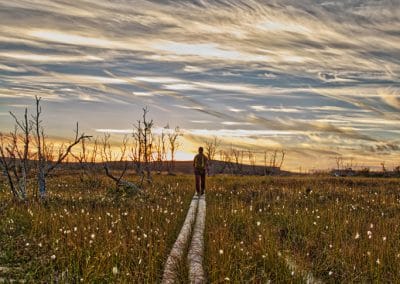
195,174 -> 201,195
201,173 -> 206,195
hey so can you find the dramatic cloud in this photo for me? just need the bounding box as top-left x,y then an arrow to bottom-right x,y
379,87 -> 400,110
0,0 -> 399,170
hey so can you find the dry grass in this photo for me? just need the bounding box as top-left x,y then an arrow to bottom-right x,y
1,174 -> 399,282
205,177 -> 303,283
0,175 -> 194,282
206,176 -> 400,283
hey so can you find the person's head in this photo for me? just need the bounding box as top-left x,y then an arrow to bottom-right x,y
198,147 -> 204,154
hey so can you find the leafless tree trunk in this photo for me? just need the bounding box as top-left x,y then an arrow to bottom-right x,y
248,150 -> 256,174
239,150 -> 244,174
269,149 -> 285,170
132,108 -> 153,183
205,136 -> 219,161
205,136 -> 219,176
231,148 -> 243,175
0,108 -> 34,200
12,109 -> 31,199
0,132 -> 19,199
335,156 -> 343,171
101,134 -> 139,191
270,150 -> 277,168
226,148 -> 234,174
132,121 -> 143,179
32,96 -> 91,199
71,138 -> 100,183
345,157 -> 355,169
167,127 -> 181,174
154,131 -> 167,174
381,162 -> 386,173
142,107 -> 153,183
263,151 -> 268,175
218,150 -> 230,174
279,150 -> 286,169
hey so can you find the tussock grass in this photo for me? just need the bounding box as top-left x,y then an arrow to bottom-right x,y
1,174 -> 399,282
205,176 -> 304,283
206,176 -> 400,283
0,175 -> 194,282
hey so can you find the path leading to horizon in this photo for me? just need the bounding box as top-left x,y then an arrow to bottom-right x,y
162,195 -> 206,284
161,192 -> 324,284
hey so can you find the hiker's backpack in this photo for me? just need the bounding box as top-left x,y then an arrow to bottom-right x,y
194,154 -> 206,170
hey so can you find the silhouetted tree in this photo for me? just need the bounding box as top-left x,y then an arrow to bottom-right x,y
167,127 -> 181,174
0,108 -> 32,200
102,133 -> 139,191
32,96 -> 91,199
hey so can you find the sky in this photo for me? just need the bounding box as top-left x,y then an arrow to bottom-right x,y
0,0 -> 399,171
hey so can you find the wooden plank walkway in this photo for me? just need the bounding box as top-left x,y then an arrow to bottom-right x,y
162,195 -> 206,284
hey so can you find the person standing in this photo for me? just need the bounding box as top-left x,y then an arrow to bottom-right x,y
193,147 -> 208,195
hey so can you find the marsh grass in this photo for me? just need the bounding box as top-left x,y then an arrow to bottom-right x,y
1,174 -> 399,282
0,174 -> 194,282
205,177 -> 304,283
206,176 -> 400,283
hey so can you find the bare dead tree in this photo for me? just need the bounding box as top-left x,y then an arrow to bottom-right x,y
102,134 -> 139,191
263,150 -> 268,176
154,130 -> 167,174
70,137 -> 100,183
205,136 -> 219,161
269,149 -> 285,169
10,109 -> 31,199
335,156 -> 343,171
270,150 -> 277,168
142,107 -> 153,183
0,133 -> 16,197
279,150 -> 286,168
0,108 -> 33,200
131,108 -> 153,183
205,136 -> 219,175
226,147 -> 235,174
31,96 -> 91,199
132,120 -> 143,178
345,157 -> 355,169
153,136 -> 161,173
266,149 -> 285,174
0,131 -> 29,200
240,150 -> 244,174
231,148 -> 243,175
381,162 -> 386,173
167,127 -> 181,174
218,149 -> 231,174
248,150 -> 256,174
394,165 -> 400,175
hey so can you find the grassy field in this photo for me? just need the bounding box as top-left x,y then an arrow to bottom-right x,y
206,176 -> 400,283
0,175 -> 194,283
1,174 -> 399,282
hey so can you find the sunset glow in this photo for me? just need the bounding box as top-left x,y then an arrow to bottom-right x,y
1,0 -> 399,171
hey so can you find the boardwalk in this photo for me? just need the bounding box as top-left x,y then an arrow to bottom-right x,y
162,195 -> 206,284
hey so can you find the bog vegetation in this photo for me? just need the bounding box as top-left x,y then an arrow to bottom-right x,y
1,175 -> 399,282
1,97 -> 399,282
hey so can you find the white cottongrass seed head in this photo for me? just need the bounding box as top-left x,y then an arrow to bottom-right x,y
112,266 -> 119,275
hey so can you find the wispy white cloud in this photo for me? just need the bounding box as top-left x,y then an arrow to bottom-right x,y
251,106 -> 300,113
378,87 -> 400,110
0,51 -> 102,62
1,0 -> 399,170
152,41 -> 268,62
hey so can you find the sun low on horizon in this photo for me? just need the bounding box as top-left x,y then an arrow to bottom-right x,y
0,0 -> 399,171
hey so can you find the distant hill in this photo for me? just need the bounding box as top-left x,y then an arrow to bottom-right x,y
58,160 -> 288,176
